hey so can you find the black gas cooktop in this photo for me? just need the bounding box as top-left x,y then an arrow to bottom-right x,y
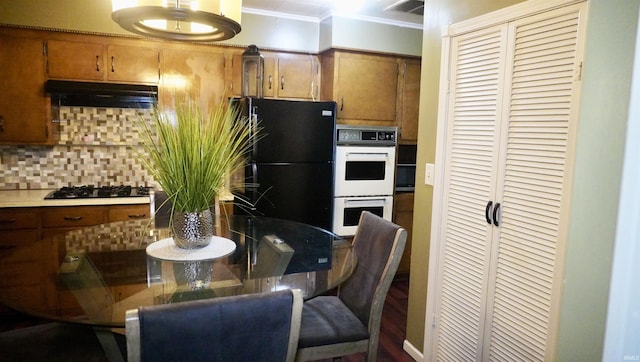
44,185 -> 152,199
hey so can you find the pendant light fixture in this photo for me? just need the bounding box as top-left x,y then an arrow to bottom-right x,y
112,0 -> 242,42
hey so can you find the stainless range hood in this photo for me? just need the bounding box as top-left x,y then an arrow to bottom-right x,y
45,80 -> 158,109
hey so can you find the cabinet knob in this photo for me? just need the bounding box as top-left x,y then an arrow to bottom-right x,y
268,75 -> 273,90
128,213 -> 147,219
111,56 -> 115,73
96,55 -> 100,72
281,75 -> 285,90
0,115 -> 4,133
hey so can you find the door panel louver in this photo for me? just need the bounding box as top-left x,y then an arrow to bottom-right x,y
488,6 -> 583,361
435,26 -> 507,361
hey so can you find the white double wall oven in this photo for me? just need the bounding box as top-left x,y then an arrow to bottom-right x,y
332,125 -> 397,236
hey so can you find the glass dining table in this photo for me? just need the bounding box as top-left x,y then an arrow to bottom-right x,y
0,215 -> 356,329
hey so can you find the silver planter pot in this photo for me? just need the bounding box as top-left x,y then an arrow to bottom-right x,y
171,209 -> 213,249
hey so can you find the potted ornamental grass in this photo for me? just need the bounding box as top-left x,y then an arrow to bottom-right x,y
137,98 -> 252,249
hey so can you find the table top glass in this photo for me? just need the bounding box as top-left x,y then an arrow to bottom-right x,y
0,215 -> 356,328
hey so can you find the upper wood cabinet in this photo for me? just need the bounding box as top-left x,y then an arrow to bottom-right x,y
0,30 -> 56,145
276,53 -> 319,99
230,51 -> 319,100
106,44 -> 160,84
160,47 -> 227,111
321,50 -> 399,124
46,39 -> 160,84
396,58 -> 421,143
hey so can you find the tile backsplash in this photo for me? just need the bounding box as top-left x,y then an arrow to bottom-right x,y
0,106 -> 155,190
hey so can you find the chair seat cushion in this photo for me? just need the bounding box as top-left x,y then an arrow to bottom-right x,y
298,295 -> 369,348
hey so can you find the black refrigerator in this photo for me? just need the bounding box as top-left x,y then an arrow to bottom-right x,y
233,98 -> 337,230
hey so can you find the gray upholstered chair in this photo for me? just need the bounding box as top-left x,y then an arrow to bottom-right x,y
125,289 -> 303,362
295,211 -> 407,362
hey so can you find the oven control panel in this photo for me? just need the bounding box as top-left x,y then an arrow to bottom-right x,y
336,125 -> 397,146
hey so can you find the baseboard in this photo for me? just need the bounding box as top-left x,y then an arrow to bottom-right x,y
403,339 -> 423,361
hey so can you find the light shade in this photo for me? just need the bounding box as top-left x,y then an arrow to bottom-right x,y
112,0 -> 242,42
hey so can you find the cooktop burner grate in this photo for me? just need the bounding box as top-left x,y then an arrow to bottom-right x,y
45,185 -> 152,199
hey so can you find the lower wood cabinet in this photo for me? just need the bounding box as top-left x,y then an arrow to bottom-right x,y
0,203 -> 151,240
393,193 -> 414,274
0,203 -> 150,315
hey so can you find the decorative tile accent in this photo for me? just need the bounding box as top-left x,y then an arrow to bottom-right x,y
61,219 -> 170,252
0,106 -> 158,190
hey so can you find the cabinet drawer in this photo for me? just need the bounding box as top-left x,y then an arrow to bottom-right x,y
41,206 -> 106,228
108,204 -> 149,222
0,208 -> 39,230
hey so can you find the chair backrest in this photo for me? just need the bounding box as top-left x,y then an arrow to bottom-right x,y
338,211 -> 407,334
126,289 -> 303,362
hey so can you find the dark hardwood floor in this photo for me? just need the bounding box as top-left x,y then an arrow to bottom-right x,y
313,274 -> 415,362
1,275 -> 415,362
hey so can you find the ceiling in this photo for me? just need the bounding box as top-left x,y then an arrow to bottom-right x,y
241,0 -> 424,26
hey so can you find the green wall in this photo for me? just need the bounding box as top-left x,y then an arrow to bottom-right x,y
0,0 -> 421,55
557,0 -> 639,360
321,16 -> 422,56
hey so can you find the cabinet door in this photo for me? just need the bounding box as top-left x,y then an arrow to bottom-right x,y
430,25 -> 509,360
263,54 -> 277,98
160,48 -> 227,111
46,39 -> 105,81
393,192 -> 414,274
106,44 -> 159,84
397,58 -> 421,143
484,5 -> 587,360
277,54 -> 317,99
0,35 -> 51,144
335,53 -> 398,122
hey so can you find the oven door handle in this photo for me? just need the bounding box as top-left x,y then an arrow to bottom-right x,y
344,198 -> 388,207
345,152 -> 389,161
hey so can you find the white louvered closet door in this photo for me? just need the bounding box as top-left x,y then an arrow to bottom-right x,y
485,3 -> 587,361
428,1 -> 587,361
431,24 -> 509,361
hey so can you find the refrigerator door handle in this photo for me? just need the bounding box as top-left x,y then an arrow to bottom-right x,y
250,109 -> 259,159
249,163 -> 258,211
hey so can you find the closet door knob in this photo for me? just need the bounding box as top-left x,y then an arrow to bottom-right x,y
493,202 -> 501,227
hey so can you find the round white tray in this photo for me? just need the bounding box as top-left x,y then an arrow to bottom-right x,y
146,236 -> 236,261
